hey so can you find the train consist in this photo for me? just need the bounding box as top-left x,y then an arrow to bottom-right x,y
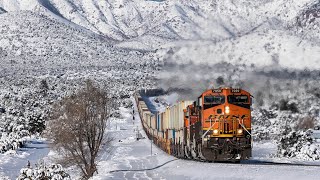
135,88 -> 252,162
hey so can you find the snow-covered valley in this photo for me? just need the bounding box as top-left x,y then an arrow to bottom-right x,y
0,0 -> 319,179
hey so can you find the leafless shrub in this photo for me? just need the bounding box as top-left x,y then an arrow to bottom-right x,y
279,99 -> 299,113
47,80 -> 112,179
295,116 -> 315,131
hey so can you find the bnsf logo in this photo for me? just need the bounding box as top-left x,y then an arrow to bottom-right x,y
205,115 -> 249,122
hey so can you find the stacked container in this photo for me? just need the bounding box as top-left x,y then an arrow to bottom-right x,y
151,114 -> 156,130
143,111 -> 151,128
169,105 -> 175,129
160,113 -> 164,131
179,101 -> 193,130
168,129 -> 174,141
173,105 -> 178,130
164,107 -> 170,130
135,91 -> 194,150
166,101 -> 193,130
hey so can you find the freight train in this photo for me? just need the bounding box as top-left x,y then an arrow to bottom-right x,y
135,87 -> 252,162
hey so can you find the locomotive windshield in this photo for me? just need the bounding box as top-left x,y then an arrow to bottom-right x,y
227,95 -> 249,104
204,96 -> 225,104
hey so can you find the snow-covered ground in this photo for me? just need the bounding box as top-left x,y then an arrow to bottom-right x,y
0,138 -> 49,179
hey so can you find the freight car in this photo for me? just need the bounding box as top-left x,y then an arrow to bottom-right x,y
135,87 -> 252,162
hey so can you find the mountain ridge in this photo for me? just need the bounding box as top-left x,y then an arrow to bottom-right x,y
1,0 -> 318,44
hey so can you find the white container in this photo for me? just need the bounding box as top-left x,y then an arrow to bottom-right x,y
174,104 -> 179,129
169,105 -> 175,129
176,129 -> 184,144
151,114 -> 156,130
168,129 -> 174,140
178,101 -> 193,130
143,111 -> 151,127
164,107 -> 170,130
156,113 -> 161,131
160,112 -> 164,131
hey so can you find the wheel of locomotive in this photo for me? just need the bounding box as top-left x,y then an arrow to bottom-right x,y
176,142 -> 179,157
184,145 -> 191,159
180,143 -> 185,158
170,142 -> 173,155
191,136 -> 198,159
176,144 -> 179,157
197,143 -> 206,161
177,143 -> 181,157
176,143 -> 180,157
173,143 -> 176,156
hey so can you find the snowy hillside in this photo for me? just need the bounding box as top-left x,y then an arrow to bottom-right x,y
0,10 -> 157,113
0,9 -> 157,164
0,10 -> 156,87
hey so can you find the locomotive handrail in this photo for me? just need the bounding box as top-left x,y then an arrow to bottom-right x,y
238,118 -> 253,148
201,120 -> 217,139
237,118 -> 251,136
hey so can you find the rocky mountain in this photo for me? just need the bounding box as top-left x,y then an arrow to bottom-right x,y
0,0 -> 319,46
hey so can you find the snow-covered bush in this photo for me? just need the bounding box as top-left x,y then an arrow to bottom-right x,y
0,131 -> 28,153
279,99 -> 299,113
277,129 -> 320,160
252,108 -> 276,141
17,162 -> 70,180
121,98 -> 134,108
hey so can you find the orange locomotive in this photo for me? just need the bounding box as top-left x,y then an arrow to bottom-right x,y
183,87 -> 252,161
136,87 -> 252,162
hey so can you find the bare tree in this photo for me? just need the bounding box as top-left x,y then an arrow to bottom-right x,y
48,80 -> 111,179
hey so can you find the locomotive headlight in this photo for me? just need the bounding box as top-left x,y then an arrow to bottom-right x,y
213,129 -> 219,135
237,129 -> 243,135
225,106 -> 230,114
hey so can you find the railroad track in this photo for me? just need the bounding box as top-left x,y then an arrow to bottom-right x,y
241,159 -> 320,167
177,156 -> 320,167
108,158 -> 320,174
